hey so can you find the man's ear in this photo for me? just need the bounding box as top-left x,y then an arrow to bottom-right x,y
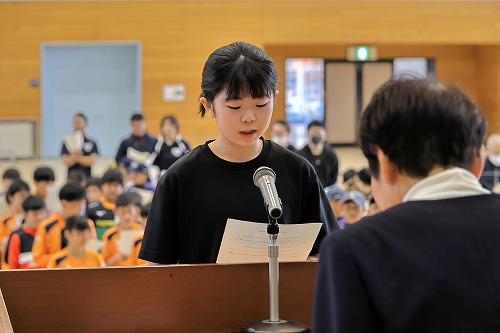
274,90 -> 279,101
376,149 -> 398,185
470,144 -> 485,179
63,229 -> 70,240
200,97 -> 215,118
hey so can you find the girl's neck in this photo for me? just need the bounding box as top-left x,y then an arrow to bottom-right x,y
209,137 -> 263,163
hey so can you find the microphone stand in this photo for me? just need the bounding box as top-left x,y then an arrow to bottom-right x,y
240,216 -> 310,333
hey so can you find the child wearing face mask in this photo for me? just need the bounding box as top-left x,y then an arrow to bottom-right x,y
479,133 -> 500,192
270,119 -> 298,154
297,120 -> 339,187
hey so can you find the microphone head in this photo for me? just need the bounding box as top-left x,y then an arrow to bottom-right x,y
269,207 -> 282,220
253,166 -> 276,186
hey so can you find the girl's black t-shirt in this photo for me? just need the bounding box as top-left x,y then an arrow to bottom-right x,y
139,138 -> 338,264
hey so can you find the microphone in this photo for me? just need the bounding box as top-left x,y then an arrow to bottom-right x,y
253,166 -> 283,220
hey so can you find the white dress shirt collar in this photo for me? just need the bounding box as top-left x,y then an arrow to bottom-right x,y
403,167 -> 490,202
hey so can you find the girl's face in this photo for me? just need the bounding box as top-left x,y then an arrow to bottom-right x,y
202,90 -> 277,151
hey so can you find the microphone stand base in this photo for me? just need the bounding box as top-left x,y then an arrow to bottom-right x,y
241,320 -> 310,333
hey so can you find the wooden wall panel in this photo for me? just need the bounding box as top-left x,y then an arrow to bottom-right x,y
476,46 -> 500,135
0,1 -> 499,147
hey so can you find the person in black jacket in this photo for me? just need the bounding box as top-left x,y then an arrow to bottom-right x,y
313,77 -> 500,333
115,114 -> 157,164
298,120 -> 339,187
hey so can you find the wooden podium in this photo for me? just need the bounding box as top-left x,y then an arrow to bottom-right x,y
0,262 -> 317,332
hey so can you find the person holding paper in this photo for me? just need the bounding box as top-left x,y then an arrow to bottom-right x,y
32,183 -> 97,268
5,195 -> 47,269
128,203 -> 149,266
124,162 -> 156,193
313,77 -> 500,332
139,41 -> 338,265
86,169 -> 124,240
47,216 -> 104,269
102,193 -> 143,266
115,113 -> 157,164
0,180 -> 30,269
61,113 -> 99,179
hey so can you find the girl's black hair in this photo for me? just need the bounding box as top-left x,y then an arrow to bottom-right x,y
199,41 -> 278,117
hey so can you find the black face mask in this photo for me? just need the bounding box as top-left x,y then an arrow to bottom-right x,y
311,135 -> 322,144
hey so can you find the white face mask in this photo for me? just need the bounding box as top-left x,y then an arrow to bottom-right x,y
271,136 -> 288,147
489,154 -> 500,167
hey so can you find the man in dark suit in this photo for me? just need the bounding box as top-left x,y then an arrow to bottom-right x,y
313,77 -> 500,332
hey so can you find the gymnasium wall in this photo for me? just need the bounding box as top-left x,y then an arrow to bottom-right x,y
0,1 -> 499,146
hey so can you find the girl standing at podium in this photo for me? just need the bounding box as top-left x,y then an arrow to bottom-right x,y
139,41 -> 338,265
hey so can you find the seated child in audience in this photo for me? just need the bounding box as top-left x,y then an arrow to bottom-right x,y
117,157 -> 133,188
5,195 -> 47,269
67,169 -> 88,188
342,169 -> 358,191
324,184 -> 346,220
124,162 -> 155,193
0,168 -> 21,216
47,215 -> 104,269
129,202 -> 150,266
368,194 -> 381,216
102,193 -> 143,266
86,169 -> 123,240
85,177 -> 102,204
33,183 -> 96,268
0,180 -> 31,246
1,168 -> 21,194
33,166 -> 56,201
355,168 -> 372,196
139,202 -> 150,227
337,190 -> 366,228
126,191 -> 144,219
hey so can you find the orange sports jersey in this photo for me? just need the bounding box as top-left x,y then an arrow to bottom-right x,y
0,211 -> 22,270
102,223 -> 143,266
32,213 -> 97,268
129,234 -> 147,266
0,211 -> 22,243
47,248 -> 104,268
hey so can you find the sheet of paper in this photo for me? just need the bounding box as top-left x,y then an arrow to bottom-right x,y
63,131 -> 84,153
117,229 -> 143,256
18,252 -> 34,265
128,188 -> 154,206
45,184 -> 61,214
127,147 -> 150,163
216,219 -> 322,264
86,239 -> 104,253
